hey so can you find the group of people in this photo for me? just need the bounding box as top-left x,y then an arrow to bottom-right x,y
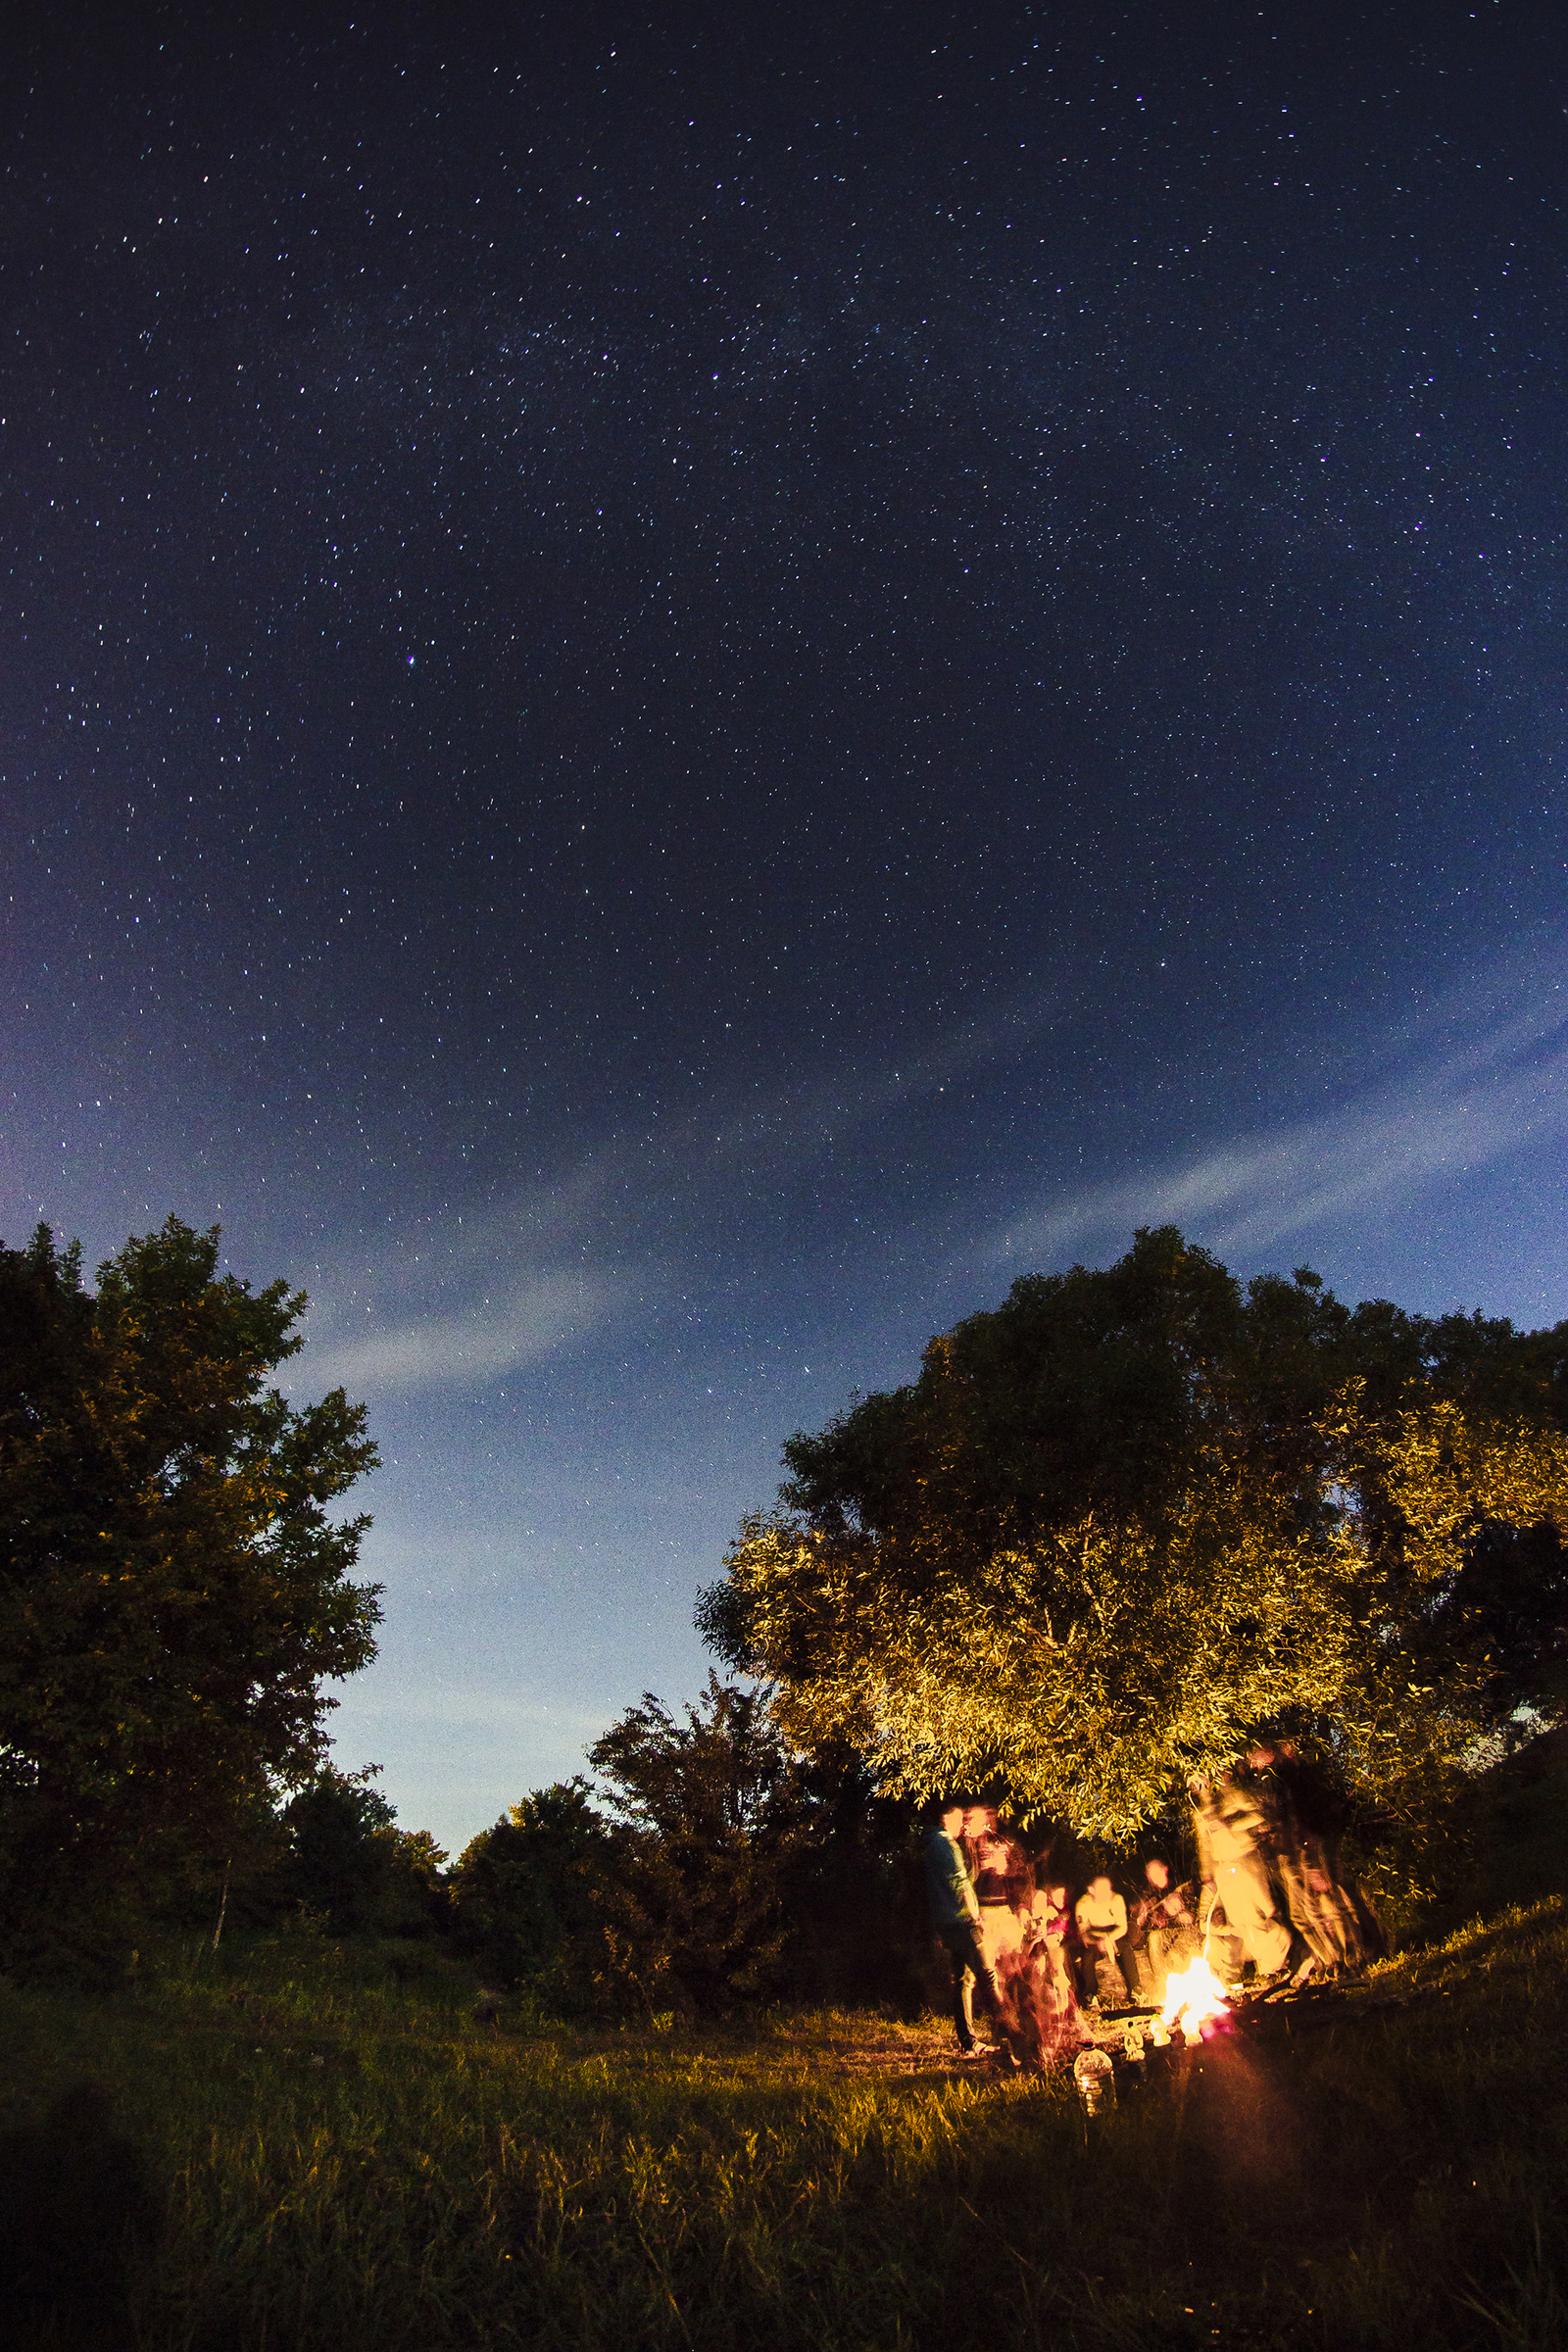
923,1742 -> 1383,2067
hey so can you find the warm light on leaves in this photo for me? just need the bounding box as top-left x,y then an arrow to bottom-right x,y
703,1234 -> 1568,1837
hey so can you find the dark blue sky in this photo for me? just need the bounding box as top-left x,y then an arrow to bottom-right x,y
5,1 -> 1565,1852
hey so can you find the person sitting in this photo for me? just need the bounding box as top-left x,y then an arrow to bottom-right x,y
1074,1873 -> 1130,2007
1126,1857 -> 1199,2001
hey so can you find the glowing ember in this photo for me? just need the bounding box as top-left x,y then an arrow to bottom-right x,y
1160,1954 -> 1232,2040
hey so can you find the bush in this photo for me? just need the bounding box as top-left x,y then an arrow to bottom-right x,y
451,1687 -> 941,2020
450,1781 -> 622,2008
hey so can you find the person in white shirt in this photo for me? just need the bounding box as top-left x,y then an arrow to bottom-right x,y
1074,1873 -> 1130,2005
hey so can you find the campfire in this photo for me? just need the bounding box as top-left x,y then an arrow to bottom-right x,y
1158,1955 -> 1232,2041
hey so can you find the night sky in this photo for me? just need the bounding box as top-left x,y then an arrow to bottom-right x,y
5,2 -> 1566,1853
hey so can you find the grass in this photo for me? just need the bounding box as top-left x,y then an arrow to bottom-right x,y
3,1908 -> 1568,2352
5,1736 -> 1568,2352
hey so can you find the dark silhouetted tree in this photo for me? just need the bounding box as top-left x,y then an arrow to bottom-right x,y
450,1780 -> 620,2003
0,1217 -> 380,1955
278,1762 -> 447,1936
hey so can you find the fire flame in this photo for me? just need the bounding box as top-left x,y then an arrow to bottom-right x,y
1160,1954 -> 1232,2040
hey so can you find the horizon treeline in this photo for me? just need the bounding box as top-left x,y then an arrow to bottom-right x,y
4,1214 -> 1566,1990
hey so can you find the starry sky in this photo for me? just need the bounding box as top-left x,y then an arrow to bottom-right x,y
4,1 -> 1566,1854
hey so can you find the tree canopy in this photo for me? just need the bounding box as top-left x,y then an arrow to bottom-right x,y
699,1229 -> 1568,1837
281,1762 -> 448,1936
0,1216 -> 380,1941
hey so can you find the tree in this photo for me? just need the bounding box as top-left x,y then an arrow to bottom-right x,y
0,1216 -> 380,1948
282,1762 -> 397,1925
699,1229 -> 1568,1839
449,1780 -> 621,2001
589,1675 -> 932,2013
588,1676 -> 804,2011
280,1763 -> 448,1936
452,1694 -> 932,2017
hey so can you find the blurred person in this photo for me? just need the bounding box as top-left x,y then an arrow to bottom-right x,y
923,1799 -> 1020,2064
1201,1897 -> 1248,1986
965,1802 -> 1029,1983
1126,1857 -> 1199,2001
1189,1771 -> 1293,1981
1015,1878 -> 1079,2064
1266,1740 -> 1387,1975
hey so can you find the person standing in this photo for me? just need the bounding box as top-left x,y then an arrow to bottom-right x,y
1017,1878 -> 1079,2064
924,1799 -> 1019,2062
1189,1771 -> 1293,1980
1267,1740 -> 1386,1974
966,1803 -> 1029,1984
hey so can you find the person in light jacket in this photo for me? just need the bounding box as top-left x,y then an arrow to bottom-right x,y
924,1799 -> 1019,2061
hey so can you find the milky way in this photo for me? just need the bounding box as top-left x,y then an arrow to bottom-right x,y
4,3 -> 1565,1847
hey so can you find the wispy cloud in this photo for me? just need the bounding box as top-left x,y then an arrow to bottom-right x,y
329,1689 -> 611,1736
301,985 -> 1061,1366
989,947 -> 1568,1268
298,1267 -> 624,1395
631,980 -> 1062,1178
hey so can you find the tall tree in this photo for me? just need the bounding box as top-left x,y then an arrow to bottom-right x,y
699,1230 -> 1568,1838
0,1217 -> 380,1946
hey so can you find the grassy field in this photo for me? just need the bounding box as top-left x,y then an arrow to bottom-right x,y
5,1742 -> 1568,2352
2,1904 -> 1567,2352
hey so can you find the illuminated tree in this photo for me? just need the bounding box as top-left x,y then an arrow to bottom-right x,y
699,1230 -> 1568,1837
0,1217 -> 380,1942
